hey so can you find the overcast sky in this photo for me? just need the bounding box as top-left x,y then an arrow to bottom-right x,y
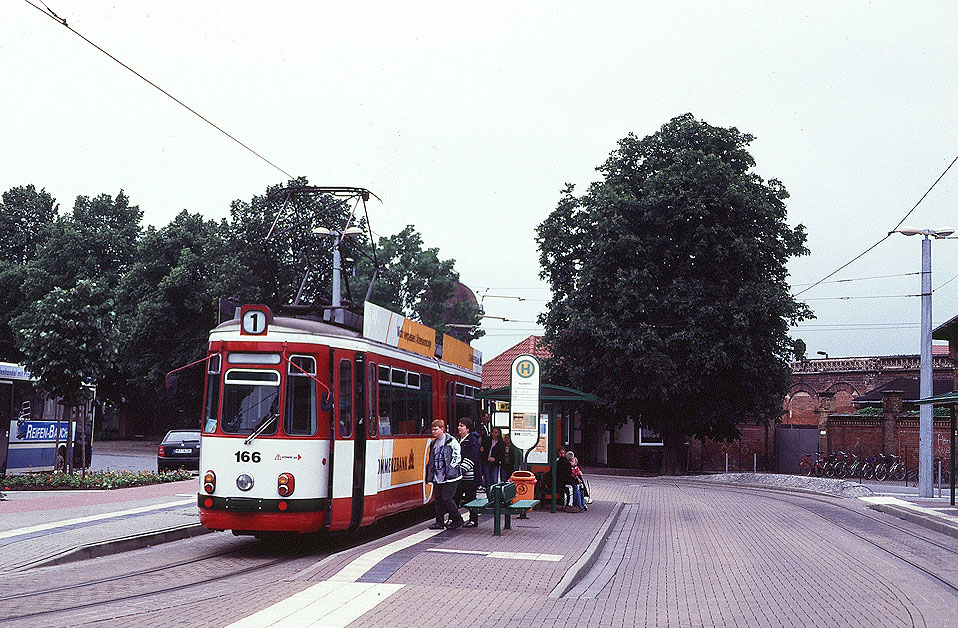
3,2 -> 957,362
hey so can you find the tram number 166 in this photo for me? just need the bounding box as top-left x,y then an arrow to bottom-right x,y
235,451 -> 262,463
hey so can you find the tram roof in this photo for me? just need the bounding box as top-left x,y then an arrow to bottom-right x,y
211,314 -> 481,379
212,315 -> 361,338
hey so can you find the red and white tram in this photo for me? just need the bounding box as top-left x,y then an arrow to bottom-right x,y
195,303 -> 482,536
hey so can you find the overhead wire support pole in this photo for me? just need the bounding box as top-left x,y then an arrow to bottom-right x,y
919,235 -> 933,498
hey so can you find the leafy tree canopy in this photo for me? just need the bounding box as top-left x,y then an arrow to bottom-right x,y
108,210 -> 239,419
13,280 -> 116,405
537,114 -> 811,467
21,191 -> 142,303
0,185 -> 58,265
0,185 -> 59,361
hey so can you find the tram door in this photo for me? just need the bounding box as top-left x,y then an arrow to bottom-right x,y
349,353 -> 366,530
329,350 -> 356,531
0,382 -> 10,475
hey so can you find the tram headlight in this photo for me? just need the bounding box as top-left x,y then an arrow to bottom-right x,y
236,473 -> 254,491
277,473 -> 295,497
203,470 -> 216,494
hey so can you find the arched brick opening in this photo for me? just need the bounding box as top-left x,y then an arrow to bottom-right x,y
826,382 -> 861,414
784,388 -> 818,426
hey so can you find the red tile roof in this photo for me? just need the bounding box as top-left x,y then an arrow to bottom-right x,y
481,336 -> 551,389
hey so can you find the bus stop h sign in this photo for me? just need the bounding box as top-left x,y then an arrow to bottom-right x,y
509,354 -> 541,453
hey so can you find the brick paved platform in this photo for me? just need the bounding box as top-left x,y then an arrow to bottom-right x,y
2,470 -> 957,627
222,475 -> 958,627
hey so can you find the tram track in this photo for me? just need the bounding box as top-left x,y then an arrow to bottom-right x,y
682,479 -> 958,595
0,505 -> 435,625
597,472 -> 958,555
0,554 -> 292,625
0,541 -> 299,624
0,544 -> 247,602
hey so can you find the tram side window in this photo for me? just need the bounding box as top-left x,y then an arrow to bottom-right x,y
455,384 -> 477,422
391,368 -> 406,435
378,365 -> 391,436
420,374 -> 433,432
445,381 -> 454,429
339,359 -> 353,438
203,354 -> 222,433
285,356 -> 317,436
367,363 -> 378,438
406,372 -> 421,435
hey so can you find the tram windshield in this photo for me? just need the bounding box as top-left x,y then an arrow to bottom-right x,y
221,369 -> 281,436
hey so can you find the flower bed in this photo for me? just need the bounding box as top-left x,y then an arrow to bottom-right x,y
1,469 -> 194,492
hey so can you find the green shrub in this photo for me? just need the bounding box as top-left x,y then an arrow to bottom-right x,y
1,469 -> 194,491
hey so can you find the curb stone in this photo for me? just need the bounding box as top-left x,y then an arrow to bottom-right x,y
549,501 -> 623,598
15,523 -> 213,571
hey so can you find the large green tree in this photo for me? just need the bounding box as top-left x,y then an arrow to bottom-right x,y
20,191 -> 141,304
537,114 -> 811,473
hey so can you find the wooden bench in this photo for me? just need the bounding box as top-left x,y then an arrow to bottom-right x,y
464,481 -> 540,536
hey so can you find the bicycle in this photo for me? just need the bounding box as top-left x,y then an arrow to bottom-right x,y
823,451 -> 844,478
832,451 -> 854,478
875,454 -> 907,482
844,453 -> 866,479
860,455 -> 879,480
798,452 -> 828,477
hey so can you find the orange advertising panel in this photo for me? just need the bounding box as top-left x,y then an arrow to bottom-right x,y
364,301 -> 436,359
398,318 -> 436,358
442,334 -> 480,373
375,438 -> 432,503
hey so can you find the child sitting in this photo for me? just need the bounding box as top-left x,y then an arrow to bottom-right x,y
564,451 -> 587,512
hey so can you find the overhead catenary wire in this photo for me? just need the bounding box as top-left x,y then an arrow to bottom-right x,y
24,0 -> 296,182
790,271 -> 919,288
797,294 -> 919,301
792,156 -> 958,298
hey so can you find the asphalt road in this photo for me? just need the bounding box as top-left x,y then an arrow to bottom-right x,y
89,439 -> 163,473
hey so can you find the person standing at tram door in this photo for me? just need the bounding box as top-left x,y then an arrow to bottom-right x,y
426,419 -> 464,530
477,411 -> 491,492
456,418 -> 482,527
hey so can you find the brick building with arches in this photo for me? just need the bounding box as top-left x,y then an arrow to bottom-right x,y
774,346 -> 957,474
784,347 -> 954,426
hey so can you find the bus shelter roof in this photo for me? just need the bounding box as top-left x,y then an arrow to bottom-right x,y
477,384 -> 605,404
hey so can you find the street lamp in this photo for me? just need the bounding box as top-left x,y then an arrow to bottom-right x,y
816,351 -> 829,359
313,226 -> 364,324
890,226 -> 954,497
